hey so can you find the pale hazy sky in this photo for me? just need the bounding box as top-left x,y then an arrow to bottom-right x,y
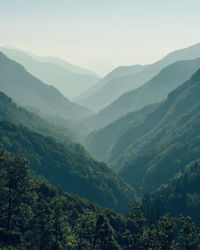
1,0 -> 200,75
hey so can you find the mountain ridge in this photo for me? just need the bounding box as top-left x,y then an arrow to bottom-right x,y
0,51 -> 93,121
83,57 -> 200,131
1,47 -> 100,99
76,42 -> 200,112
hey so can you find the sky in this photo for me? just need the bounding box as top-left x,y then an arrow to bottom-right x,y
1,0 -> 200,76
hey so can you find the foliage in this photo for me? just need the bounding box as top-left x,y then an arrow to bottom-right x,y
0,150 -> 126,249
113,68 -> 200,196
1,150 -> 199,249
0,118 -> 136,213
143,159 -> 200,227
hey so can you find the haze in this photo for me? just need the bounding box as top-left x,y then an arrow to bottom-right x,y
1,0 -> 200,75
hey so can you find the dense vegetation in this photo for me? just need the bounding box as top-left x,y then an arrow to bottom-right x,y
1,42 -> 200,249
0,150 -> 124,249
0,91 -> 92,158
1,150 -> 200,249
0,117 -> 136,213
85,104 -> 155,161
143,159 -> 200,227
0,91 -> 75,143
113,69 -> 200,196
0,51 -> 92,120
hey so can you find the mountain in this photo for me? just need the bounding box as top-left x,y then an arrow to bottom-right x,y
85,104 -> 155,161
74,64 -> 148,109
109,68 -> 200,196
0,91 -> 74,143
83,57 -> 200,131
0,47 -> 100,99
77,42 -> 200,113
0,51 -> 93,120
1,149 -> 198,249
36,55 -> 100,77
0,117 -> 136,213
0,91 -> 94,159
143,159 -> 200,226
0,149 -> 126,249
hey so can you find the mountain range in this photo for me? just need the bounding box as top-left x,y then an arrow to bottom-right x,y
114,68 -> 200,196
76,43 -> 200,112
83,56 -> 200,131
74,64 -> 148,109
1,42 -> 200,248
0,90 -> 136,213
1,47 -> 100,99
0,51 -> 93,121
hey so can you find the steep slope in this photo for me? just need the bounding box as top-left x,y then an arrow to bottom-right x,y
79,42 -> 200,113
112,69 -> 200,196
143,159 -> 200,226
0,119 -> 136,213
0,91 -> 93,158
75,64 -> 147,109
1,149 -> 198,249
1,47 -> 100,99
83,57 -> 200,131
0,149 -> 126,249
85,104 -> 155,161
0,91 -> 74,143
0,51 -> 92,120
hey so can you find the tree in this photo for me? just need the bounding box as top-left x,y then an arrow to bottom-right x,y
92,213 -> 120,250
0,151 -> 34,232
124,203 -> 146,249
177,215 -> 200,250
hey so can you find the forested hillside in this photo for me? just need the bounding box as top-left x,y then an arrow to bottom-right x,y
113,69 -> 200,196
85,104 -> 155,161
143,159 -> 200,227
1,149 -> 199,249
2,1 -> 200,249
0,91 -> 75,143
0,118 -> 136,213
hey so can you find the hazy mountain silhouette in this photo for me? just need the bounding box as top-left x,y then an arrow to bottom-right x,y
1,47 -> 100,99
36,55 -> 100,77
83,57 -> 200,131
74,64 -> 148,108
77,42 -> 200,112
85,104 -> 155,161
0,51 -> 93,120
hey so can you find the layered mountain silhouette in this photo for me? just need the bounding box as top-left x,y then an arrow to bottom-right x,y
0,51 -> 93,120
1,47 -> 100,99
0,91 -> 94,159
77,43 -> 200,113
83,56 -> 200,131
85,104 -> 155,161
0,95 -> 136,213
74,64 -> 148,109
108,68 -> 200,196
